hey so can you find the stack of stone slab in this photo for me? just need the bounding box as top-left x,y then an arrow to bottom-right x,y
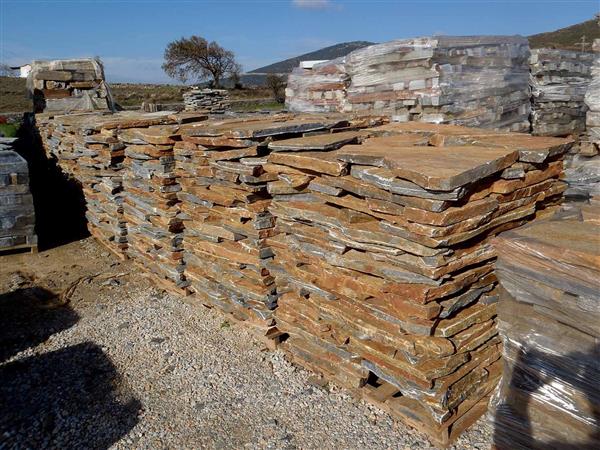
0,138 -> 37,252
564,39 -> 600,201
174,114 -> 378,336
489,204 -> 600,450
183,88 -> 230,113
264,122 -> 570,445
36,111 -> 208,260
529,48 -> 594,137
120,114 -> 209,288
285,57 -> 349,113
286,36 -> 531,132
28,59 -> 114,113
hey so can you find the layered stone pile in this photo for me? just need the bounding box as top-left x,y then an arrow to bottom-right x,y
0,138 -> 37,252
28,59 -> 114,113
37,111 -> 576,445
529,48 -> 594,137
183,88 -> 230,113
489,204 -> 599,449
36,111 -> 208,260
563,39 -> 600,201
264,122 -> 570,445
285,58 -> 349,113
174,115 -> 380,337
286,36 -> 531,132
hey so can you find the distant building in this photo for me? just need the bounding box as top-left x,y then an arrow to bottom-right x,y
10,64 -> 32,78
299,60 -> 329,69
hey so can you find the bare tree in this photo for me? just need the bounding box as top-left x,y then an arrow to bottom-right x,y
162,36 -> 239,88
266,73 -> 286,103
0,64 -> 16,77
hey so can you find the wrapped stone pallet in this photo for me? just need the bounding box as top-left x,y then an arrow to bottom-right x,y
0,139 -> 37,252
489,204 -> 600,449
564,39 -> 600,201
264,122 -> 570,445
285,57 -> 349,113
530,48 -> 593,137
28,59 -> 114,113
286,36 -> 531,132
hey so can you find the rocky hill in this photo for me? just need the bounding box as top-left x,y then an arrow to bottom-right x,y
249,41 -> 375,74
529,18 -> 599,51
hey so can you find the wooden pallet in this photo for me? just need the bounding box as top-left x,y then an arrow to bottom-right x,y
0,242 -> 38,255
356,376 -> 498,448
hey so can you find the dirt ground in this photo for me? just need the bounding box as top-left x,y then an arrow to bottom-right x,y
0,237 -> 494,449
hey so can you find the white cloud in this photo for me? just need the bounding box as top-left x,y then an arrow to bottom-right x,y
292,0 -> 332,9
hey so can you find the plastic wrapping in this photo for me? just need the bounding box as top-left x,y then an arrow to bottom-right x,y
286,35 -> 531,131
27,58 -> 114,113
563,39 -> 600,201
285,57 -> 348,113
490,205 -> 600,450
529,48 -> 593,137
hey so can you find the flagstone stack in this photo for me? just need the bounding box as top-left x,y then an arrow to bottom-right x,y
183,88 -> 230,113
264,122 -> 570,445
285,58 -> 349,113
286,36 -> 531,132
0,140 -> 37,253
565,39 -> 600,201
489,204 -> 600,450
529,48 -> 594,137
36,111 -> 208,261
174,115 -> 379,335
28,59 -> 114,113
36,112 -> 130,256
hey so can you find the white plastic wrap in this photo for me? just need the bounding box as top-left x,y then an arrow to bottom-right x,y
285,57 -> 348,113
27,58 -> 114,113
286,35 -> 531,131
490,206 -> 600,449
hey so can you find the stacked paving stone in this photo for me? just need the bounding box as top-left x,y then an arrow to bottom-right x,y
183,88 -> 230,113
285,57 -> 349,113
119,113 -> 209,288
28,59 -> 114,113
174,115 -> 380,336
264,122 -> 570,445
0,138 -> 37,252
489,204 -> 600,449
286,36 -> 531,132
529,48 -> 594,136
564,39 -> 600,201
36,111 -> 207,260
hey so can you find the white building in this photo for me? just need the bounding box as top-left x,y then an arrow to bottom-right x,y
10,64 -> 32,78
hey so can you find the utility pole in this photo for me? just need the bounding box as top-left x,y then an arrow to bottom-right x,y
581,35 -> 587,52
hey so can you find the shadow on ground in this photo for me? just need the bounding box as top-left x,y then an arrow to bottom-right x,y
16,115 -> 89,251
0,287 -> 141,449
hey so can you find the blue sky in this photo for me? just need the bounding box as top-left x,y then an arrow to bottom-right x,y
1,0 -> 598,83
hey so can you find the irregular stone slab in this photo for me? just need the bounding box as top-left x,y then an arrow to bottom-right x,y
268,131 -> 365,152
351,166 -> 466,201
268,152 -> 348,176
469,134 -> 573,163
381,145 -> 519,191
334,134 -> 429,166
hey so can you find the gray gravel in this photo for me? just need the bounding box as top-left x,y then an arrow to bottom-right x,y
0,238 -> 493,449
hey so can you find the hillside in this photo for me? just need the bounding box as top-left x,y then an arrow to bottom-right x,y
529,18 -> 600,51
249,41 -> 375,74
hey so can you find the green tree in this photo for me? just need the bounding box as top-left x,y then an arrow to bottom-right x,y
266,73 -> 286,103
162,36 -> 239,88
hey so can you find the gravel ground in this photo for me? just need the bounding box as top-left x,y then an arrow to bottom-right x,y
0,238 -> 494,449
